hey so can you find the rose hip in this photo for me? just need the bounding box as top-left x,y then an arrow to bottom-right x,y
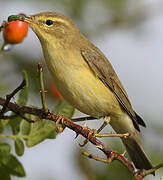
3,20 -> 28,44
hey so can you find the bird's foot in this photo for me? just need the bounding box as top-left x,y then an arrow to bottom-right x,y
55,115 -> 65,133
79,127 -> 97,147
97,116 -> 111,133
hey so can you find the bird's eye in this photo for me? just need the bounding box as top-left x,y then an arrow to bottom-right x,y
45,20 -> 54,26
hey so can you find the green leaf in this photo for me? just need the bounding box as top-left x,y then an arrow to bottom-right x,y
52,99 -> 75,118
0,166 -> 11,180
17,70 -> 29,105
1,154 -> 25,177
26,120 -> 56,147
31,119 -> 44,132
9,70 -> 29,135
8,15 -> 25,22
0,119 -> 8,133
21,119 -> 31,136
9,116 -> 22,135
44,120 -> 57,139
14,139 -> 24,156
21,112 -> 38,136
0,144 -> 25,177
26,100 -> 74,147
47,100 -> 75,139
0,143 -> 11,158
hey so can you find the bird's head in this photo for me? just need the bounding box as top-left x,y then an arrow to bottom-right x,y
24,12 -> 80,46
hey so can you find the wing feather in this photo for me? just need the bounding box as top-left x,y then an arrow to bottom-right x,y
81,47 -> 145,131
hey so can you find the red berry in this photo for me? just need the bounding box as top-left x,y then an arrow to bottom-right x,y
3,20 -> 28,44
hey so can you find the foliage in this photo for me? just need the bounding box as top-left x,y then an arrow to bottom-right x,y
0,71 -> 75,179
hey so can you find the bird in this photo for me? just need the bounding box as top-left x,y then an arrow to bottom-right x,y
24,12 -> 153,172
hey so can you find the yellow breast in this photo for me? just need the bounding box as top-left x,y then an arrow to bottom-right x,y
42,43 -> 123,118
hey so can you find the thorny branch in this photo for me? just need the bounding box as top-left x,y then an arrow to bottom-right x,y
0,65 -> 162,180
0,80 -> 26,117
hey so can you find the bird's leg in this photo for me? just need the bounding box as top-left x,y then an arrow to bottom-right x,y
97,116 -> 111,133
79,117 -> 110,147
79,126 -> 97,147
55,115 -> 65,133
72,116 -> 97,122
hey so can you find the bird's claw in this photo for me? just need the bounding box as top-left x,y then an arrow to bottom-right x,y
79,127 -> 97,147
55,115 -> 65,133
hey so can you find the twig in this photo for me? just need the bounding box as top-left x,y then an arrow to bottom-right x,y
141,163 -> 163,178
0,65 -> 161,179
39,112 -> 142,179
0,97 -> 44,117
72,116 -> 98,122
0,87 -> 160,180
0,94 -> 160,180
38,62 -> 48,113
0,96 -> 137,176
0,80 -> 26,117
0,21 -> 7,54
95,132 -> 130,138
82,151 -> 111,163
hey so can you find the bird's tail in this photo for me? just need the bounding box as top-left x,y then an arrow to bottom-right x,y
122,137 -> 154,173
109,115 -> 154,174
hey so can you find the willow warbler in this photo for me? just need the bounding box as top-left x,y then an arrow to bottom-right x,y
24,12 -> 153,172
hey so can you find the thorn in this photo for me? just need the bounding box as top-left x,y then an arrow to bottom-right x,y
79,139 -> 88,147
13,97 -> 16,103
96,144 -> 103,149
123,133 -> 130,139
75,133 -> 79,139
121,151 -> 126,157
131,162 -> 139,174
39,90 -> 47,93
97,117 -> 110,133
82,121 -> 87,128
104,116 -> 111,124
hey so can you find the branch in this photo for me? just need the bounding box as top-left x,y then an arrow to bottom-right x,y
141,163 -> 163,178
95,132 -> 130,138
0,96 -> 142,179
82,151 -> 113,163
0,64 -> 161,179
72,116 -> 98,122
0,80 -> 26,117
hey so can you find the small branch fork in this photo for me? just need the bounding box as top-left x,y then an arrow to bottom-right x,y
0,63 -> 162,180
0,80 -> 26,117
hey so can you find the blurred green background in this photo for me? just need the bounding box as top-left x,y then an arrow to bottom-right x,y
0,0 -> 163,180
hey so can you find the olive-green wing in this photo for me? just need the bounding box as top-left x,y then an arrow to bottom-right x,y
81,47 -> 145,131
